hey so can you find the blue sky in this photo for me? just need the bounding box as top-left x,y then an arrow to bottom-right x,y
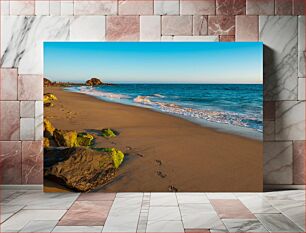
44,42 -> 263,84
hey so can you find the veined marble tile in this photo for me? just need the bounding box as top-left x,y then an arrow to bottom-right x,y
112,195 -> 143,207
293,140 -> 305,184
6,191 -> 79,209
150,193 -> 178,206
102,205 -> 141,232
146,221 -> 184,233
102,195 -> 142,232
293,0 -> 305,15
0,68 -> 18,100
20,118 -> 35,140
35,1 -> 50,15
256,213 -> 303,232
238,196 -> 279,214
180,204 -> 221,229
10,1 -> 35,15
1,16 -> 70,74
58,201 -> 113,226
275,0 -> 293,15
0,190 -> 17,201
208,16 -> 235,36
119,0 -> 153,15
260,16 -> 298,100
193,16 -> 208,36
22,141 -> 43,184
20,101 -> 35,118
210,199 -> 256,219
216,0 -> 246,15
106,16 -> 139,41
154,0 -> 179,15
268,200 -> 305,230
180,0 -> 215,15
70,16 -> 106,41
298,16 -> 305,78
1,209 -> 66,232
116,192 -> 143,198
61,1 -> 74,16
52,226 -> 104,232
220,35 -> 235,42
1,191 -> 27,203
149,206 -> 181,222
262,190 -> 305,201
264,141 -> 293,184
263,120 -> 275,141
50,1 -> 61,16
223,219 -> 268,232
1,0 -> 10,15
20,220 -> 58,232
246,0 -> 274,15
18,75 -> 43,100
275,101 -> 305,140
0,101 -> 20,140
162,16 -> 192,36
236,16 -> 258,41
206,193 -> 237,199
161,36 -> 218,41
74,1 -> 117,15
140,16 -> 161,41
176,193 -> 210,204
78,193 -> 116,201
0,204 -> 25,223
297,78 -> 305,100
35,101 -> 43,140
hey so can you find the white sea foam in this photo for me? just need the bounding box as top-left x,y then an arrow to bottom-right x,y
77,86 -> 129,99
133,95 -> 262,132
153,93 -> 166,98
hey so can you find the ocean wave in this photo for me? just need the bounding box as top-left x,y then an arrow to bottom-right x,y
133,95 -> 262,132
75,86 -> 129,99
153,93 -> 166,98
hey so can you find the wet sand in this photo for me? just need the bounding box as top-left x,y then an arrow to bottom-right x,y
44,87 -> 263,192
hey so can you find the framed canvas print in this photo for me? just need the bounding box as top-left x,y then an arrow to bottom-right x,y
43,42 -> 263,192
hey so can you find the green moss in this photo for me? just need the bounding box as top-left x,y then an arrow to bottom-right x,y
77,132 -> 94,147
93,148 -> 124,169
44,137 -> 50,148
101,128 -> 116,138
44,118 -> 55,137
110,148 -> 124,169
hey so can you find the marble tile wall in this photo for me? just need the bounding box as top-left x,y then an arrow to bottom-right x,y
0,0 -> 305,186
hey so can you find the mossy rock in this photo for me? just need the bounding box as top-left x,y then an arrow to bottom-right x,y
44,137 -> 50,148
44,93 -> 58,101
54,129 -> 78,147
44,118 -> 55,137
101,128 -> 116,138
44,93 -> 57,107
77,132 -> 94,147
93,148 -> 124,169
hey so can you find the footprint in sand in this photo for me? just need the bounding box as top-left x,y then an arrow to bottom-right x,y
155,160 -> 162,166
168,185 -> 178,192
136,153 -> 144,157
156,171 -> 167,178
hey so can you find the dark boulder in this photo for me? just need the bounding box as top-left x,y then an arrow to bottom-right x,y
85,78 -> 103,86
44,147 -> 121,192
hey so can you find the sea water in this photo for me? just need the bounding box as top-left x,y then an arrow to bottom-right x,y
66,84 -> 263,140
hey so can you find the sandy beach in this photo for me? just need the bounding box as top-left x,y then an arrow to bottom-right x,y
44,87 -> 263,192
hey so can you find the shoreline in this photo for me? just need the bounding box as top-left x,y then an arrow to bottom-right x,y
44,87 -> 263,192
65,86 -> 263,141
